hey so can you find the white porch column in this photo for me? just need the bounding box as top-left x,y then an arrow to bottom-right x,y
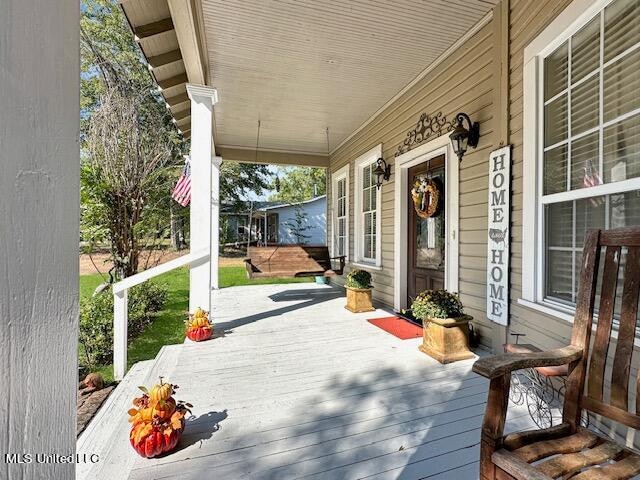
1,0 -> 79,477
187,84 -> 218,313
113,290 -> 128,381
211,155 -> 222,289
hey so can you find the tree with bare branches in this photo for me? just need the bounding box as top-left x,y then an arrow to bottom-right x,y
83,88 -> 176,278
80,0 -> 185,278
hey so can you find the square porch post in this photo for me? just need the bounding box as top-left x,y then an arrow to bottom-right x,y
187,84 -> 218,313
1,0 -> 79,476
211,155 -> 221,290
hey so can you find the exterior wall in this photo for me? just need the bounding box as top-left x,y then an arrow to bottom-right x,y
221,213 -> 268,244
507,0 -> 575,350
269,197 -> 327,245
221,213 -> 248,243
0,0 -> 79,478
508,0 -> 639,445
328,0 -> 640,444
328,18 -> 498,348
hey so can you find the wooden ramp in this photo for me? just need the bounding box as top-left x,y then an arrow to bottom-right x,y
118,284 -> 536,480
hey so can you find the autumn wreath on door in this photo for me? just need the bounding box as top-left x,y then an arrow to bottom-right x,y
411,177 -> 440,219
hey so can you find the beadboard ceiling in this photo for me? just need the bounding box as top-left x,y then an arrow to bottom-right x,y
202,0 -> 498,154
123,0 -> 499,155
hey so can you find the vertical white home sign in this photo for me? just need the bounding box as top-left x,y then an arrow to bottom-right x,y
486,146 -> 511,325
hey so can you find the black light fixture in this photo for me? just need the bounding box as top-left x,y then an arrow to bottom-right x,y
449,112 -> 480,161
373,157 -> 391,189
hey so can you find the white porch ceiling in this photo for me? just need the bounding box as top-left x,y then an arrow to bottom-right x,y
201,0 -> 499,154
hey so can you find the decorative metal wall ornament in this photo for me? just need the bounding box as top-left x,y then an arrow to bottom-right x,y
411,177 -> 440,219
395,112 -> 455,157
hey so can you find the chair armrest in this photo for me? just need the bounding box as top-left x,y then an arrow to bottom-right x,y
472,345 -> 583,379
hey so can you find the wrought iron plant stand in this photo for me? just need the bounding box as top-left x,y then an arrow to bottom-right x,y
504,333 -> 590,429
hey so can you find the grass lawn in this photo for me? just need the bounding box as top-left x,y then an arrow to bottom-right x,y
80,266 -> 312,383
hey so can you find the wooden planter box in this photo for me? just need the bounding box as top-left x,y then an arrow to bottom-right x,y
418,315 -> 475,364
345,286 -> 375,313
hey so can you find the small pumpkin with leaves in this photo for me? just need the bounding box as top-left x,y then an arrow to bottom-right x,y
128,378 -> 192,458
185,308 -> 213,342
149,378 -> 174,403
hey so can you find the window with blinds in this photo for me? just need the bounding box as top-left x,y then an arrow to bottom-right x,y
334,176 -> 347,257
542,0 -> 640,306
361,162 -> 378,261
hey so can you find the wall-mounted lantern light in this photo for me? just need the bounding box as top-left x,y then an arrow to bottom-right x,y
449,112 -> 480,161
373,157 -> 391,189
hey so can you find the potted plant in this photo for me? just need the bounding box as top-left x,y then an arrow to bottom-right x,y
344,269 -> 375,313
411,290 -> 475,364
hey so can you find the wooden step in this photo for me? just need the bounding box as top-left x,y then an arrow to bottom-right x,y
76,360 -> 154,480
76,345 -> 183,480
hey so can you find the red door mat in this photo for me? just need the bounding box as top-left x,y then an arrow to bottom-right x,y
367,316 -> 423,340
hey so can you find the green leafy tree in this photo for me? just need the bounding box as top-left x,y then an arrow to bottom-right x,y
219,216 -> 233,253
270,167 -> 327,203
80,0 -> 268,274
283,205 -> 313,245
220,162 -> 271,210
81,0 -> 162,135
80,0 -> 185,277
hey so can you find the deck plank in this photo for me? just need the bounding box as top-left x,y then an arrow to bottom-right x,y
121,284 -> 536,480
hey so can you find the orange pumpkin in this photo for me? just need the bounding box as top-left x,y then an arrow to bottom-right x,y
149,381 -> 173,403
152,398 -> 177,420
186,325 -> 212,342
128,379 -> 190,459
130,423 -> 181,458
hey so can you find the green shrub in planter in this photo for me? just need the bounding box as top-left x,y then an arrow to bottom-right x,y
345,269 -> 372,289
79,281 -> 168,368
411,289 -> 464,320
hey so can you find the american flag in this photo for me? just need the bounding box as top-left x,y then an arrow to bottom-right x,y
171,161 -> 191,207
583,161 -> 604,206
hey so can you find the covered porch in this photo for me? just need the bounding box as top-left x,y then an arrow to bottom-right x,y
116,0 -> 500,320
85,1 -> 535,478
79,283 -> 535,480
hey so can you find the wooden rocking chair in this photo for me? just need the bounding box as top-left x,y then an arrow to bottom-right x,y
474,227 -> 640,480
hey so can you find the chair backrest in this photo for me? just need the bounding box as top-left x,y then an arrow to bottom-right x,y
567,228 -> 640,430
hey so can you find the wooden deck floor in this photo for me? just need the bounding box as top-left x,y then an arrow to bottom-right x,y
124,283 -> 535,480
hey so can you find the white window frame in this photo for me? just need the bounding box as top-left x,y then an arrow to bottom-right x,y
331,164 -> 349,260
353,144 -> 383,268
521,0 -> 640,320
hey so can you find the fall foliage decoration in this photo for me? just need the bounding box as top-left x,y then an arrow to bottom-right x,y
411,177 -> 440,219
128,377 -> 192,458
185,308 -> 213,342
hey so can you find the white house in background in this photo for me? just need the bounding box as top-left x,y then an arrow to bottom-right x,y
260,195 -> 327,245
